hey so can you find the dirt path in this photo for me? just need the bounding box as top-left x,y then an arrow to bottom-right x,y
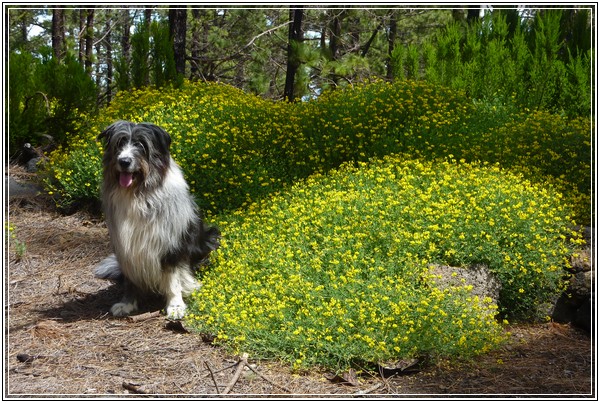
5,181 -> 595,398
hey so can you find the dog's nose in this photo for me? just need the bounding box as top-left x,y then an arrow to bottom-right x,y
118,157 -> 133,169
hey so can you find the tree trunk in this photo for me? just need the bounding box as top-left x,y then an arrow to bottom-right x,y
84,8 -> 95,75
143,7 -> 152,85
105,10 -> 113,104
283,6 -> 303,102
190,8 -> 201,80
19,10 -> 29,46
78,9 -> 85,64
328,8 -> 343,87
52,6 -> 65,62
467,6 -> 480,24
144,8 -> 152,27
361,21 -> 383,57
119,8 -> 132,90
169,6 -> 187,77
386,11 -> 397,79
329,10 -> 341,60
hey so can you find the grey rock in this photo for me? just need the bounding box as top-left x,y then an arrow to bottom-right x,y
6,176 -> 44,199
25,157 -> 41,173
428,264 -> 501,306
552,229 -> 594,332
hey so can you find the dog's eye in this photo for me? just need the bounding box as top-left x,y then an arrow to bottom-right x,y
117,137 -> 128,149
134,141 -> 147,154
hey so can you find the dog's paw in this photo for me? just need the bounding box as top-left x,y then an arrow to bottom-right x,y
110,301 -> 137,317
166,303 -> 187,320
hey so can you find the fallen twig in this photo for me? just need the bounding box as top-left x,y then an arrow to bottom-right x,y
127,310 -> 161,322
213,361 -> 240,374
221,353 -> 249,395
354,382 -> 383,395
122,381 -> 148,394
244,363 -> 292,393
204,361 -> 220,394
16,353 -> 43,363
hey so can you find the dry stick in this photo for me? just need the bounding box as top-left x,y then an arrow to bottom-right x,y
354,382 -> 384,395
213,361 -> 240,374
122,381 -> 148,394
221,353 -> 249,395
244,364 -> 293,393
204,361 -> 220,394
127,310 -> 161,322
173,381 -> 186,394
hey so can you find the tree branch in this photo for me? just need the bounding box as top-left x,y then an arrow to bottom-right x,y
187,21 -> 292,65
361,21 -> 384,58
23,92 -> 51,116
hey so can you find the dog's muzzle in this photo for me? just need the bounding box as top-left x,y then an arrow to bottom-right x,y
118,157 -> 134,188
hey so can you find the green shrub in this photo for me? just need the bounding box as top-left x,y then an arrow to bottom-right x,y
392,9 -> 592,118
185,155 -> 583,370
7,51 -> 43,155
7,51 -> 97,157
292,79 -> 473,173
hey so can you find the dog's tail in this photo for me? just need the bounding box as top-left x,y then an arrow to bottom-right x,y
204,226 -> 221,253
190,225 -> 221,268
94,254 -> 124,281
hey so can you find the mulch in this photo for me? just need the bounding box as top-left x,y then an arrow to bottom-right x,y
4,167 -> 595,398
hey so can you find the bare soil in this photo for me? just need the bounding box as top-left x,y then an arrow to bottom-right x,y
4,170 -> 595,398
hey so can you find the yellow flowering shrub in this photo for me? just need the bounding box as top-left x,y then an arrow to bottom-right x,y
186,155 -> 582,370
297,81 -> 590,224
42,80 -> 590,223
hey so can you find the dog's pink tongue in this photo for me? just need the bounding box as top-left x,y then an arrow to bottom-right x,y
119,172 -> 133,188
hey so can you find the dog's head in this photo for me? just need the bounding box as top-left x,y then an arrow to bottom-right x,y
98,121 -> 172,190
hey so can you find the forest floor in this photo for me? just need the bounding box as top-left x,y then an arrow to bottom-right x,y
4,168 -> 595,398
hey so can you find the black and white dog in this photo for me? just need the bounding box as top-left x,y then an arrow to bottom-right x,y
94,121 -> 219,319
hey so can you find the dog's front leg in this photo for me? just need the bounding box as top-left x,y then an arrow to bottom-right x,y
164,271 -> 188,320
163,266 -> 201,320
111,279 -> 139,317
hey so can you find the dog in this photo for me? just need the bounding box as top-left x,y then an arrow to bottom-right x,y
94,120 -> 220,319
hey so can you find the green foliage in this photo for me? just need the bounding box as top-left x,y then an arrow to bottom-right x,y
185,155 -> 582,370
7,50 -> 97,157
36,54 -> 99,143
7,51 -> 43,153
392,9 -> 592,117
150,20 -> 181,87
130,19 -> 151,88
118,17 -> 183,92
527,9 -> 566,112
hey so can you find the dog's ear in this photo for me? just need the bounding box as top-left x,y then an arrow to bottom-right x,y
97,120 -> 132,146
97,124 -> 115,146
140,123 -> 172,155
